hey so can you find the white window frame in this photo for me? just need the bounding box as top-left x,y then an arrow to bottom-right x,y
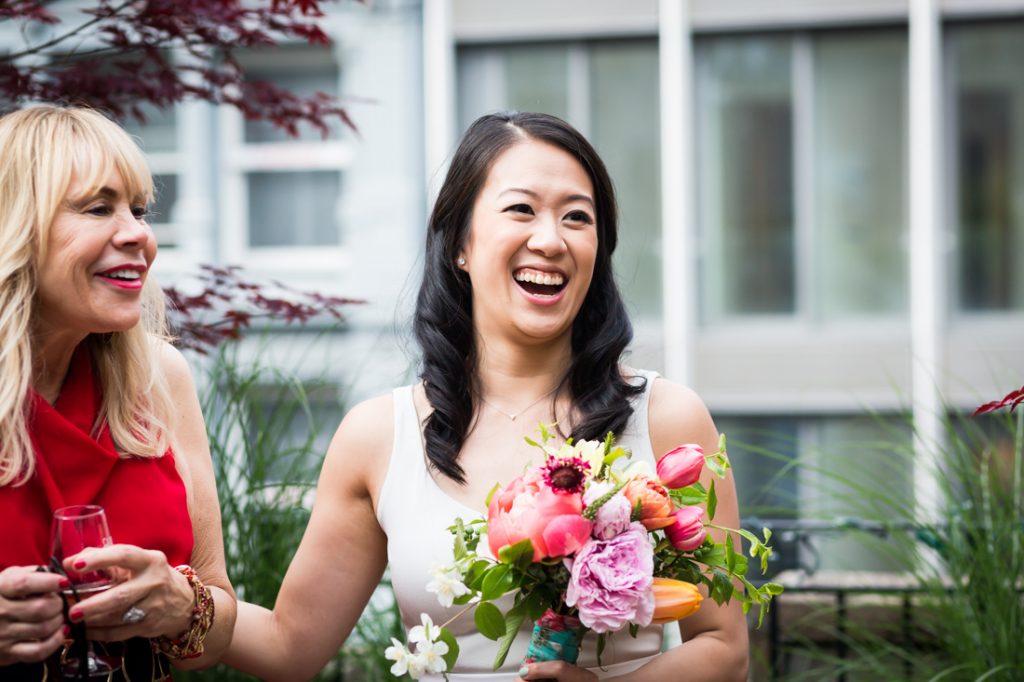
217,45 -> 354,273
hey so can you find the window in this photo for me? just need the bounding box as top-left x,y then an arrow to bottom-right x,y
717,414 -> 913,574
220,44 -> 350,268
696,30 -> 908,324
121,89 -> 182,249
457,40 -> 662,320
716,416 -> 800,576
948,22 -> 1024,312
246,383 -> 343,485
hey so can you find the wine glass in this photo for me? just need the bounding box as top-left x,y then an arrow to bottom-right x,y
50,504 -> 121,679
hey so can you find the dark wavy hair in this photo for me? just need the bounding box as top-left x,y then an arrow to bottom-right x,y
414,111 -> 643,483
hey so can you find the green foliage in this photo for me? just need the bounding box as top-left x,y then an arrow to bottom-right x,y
771,409 -> 1023,681
175,344 -> 402,681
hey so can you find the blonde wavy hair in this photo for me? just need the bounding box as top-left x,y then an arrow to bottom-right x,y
0,105 -> 173,486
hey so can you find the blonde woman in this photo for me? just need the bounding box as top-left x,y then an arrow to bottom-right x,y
0,105 -> 235,680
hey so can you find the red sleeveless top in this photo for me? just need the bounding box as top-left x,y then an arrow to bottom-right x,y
0,344 -> 193,568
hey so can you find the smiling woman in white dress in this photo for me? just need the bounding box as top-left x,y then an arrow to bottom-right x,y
225,111 -> 749,682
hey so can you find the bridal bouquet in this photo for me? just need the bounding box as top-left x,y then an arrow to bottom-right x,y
384,426 -> 781,679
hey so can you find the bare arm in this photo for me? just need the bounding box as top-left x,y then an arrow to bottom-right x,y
68,343 -> 237,667
620,379 -> 748,682
223,395 -> 392,682
159,342 -> 237,668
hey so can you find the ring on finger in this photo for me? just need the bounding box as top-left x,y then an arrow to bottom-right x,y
121,605 -> 146,625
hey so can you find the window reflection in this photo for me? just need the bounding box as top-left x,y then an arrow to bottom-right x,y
697,37 -> 795,319
248,171 -> 341,248
952,23 -> 1024,312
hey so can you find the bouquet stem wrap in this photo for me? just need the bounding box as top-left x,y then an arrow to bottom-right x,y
523,609 -> 584,666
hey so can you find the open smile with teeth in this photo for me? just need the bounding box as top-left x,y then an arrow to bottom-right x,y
99,269 -> 142,281
514,268 -> 567,297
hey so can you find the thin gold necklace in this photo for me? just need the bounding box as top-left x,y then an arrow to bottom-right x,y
479,386 -> 559,422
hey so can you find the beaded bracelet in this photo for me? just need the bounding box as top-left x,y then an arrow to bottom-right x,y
153,565 -> 215,660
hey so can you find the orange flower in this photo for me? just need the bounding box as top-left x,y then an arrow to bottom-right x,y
651,578 -> 703,623
621,477 -> 674,530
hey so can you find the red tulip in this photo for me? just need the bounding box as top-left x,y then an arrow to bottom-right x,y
665,505 -> 706,551
656,444 -> 705,489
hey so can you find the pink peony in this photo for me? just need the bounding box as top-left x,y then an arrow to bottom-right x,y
665,505 -> 707,551
656,444 -> 705,489
565,523 -> 655,633
488,468 -> 592,562
583,483 -> 632,540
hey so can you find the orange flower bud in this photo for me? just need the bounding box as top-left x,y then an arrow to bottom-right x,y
651,577 -> 703,624
621,477 -> 674,530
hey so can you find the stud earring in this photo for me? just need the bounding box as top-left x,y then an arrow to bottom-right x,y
456,256 -> 466,267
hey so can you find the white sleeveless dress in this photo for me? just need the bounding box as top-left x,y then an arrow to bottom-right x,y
375,370 -> 665,681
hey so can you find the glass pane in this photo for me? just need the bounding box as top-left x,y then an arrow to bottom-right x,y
241,46 -> 341,143
456,47 -> 506,134
247,171 -> 341,247
590,40 -> 661,318
122,103 -> 178,153
802,416 -> 912,572
248,384 -> 342,484
951,23 -> 1024,311
814,31 -> 908,318
715,417 -> 799,577
150,174 -> 178,226
504,45 -> 569,120
697,37 -> 795,320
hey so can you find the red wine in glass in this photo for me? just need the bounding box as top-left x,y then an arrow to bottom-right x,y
50,505 -> 121,679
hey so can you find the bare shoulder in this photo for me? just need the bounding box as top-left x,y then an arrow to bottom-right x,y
320,392 -> 395,501
151,338 -> 195,395
647,376 -> 719,459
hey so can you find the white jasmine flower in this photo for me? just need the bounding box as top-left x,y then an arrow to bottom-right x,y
408,613 -> 438,646
384,637 -> 412,677
406,654 -> 428,679
413,637 -> 450,675
426,563 -> 471,608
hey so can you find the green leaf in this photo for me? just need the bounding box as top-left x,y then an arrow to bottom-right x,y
493,609 -> 527,670
438,627 -> 460,672
725,534 -> 737,573
706,480 -> 718,520
480,564 -> 514,601
670,486 -> 707,506
474,602 -> 507,641
596,632 -> 606,667
497,538 -> 534,569
628,622 -> 640,638
602,446 -> 630,468
709,569 -> 734,605
483,482 -> 501,509
452,517 -> 467,559
521,589 -> 549,622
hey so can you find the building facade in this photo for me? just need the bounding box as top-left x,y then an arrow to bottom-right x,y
4,0 -> 1022,572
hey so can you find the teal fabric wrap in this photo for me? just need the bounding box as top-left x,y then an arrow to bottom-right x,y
523,610 -> 584,665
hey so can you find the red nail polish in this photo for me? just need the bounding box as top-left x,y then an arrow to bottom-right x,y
72,559 -> 86,570
58,577 -> 71,590
63,625 -> 71,637
69,609 -> 83,622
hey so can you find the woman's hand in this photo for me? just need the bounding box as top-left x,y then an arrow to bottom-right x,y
62,544 -> 193,643
518,661 -> 599,682
0,565 -> 67,665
